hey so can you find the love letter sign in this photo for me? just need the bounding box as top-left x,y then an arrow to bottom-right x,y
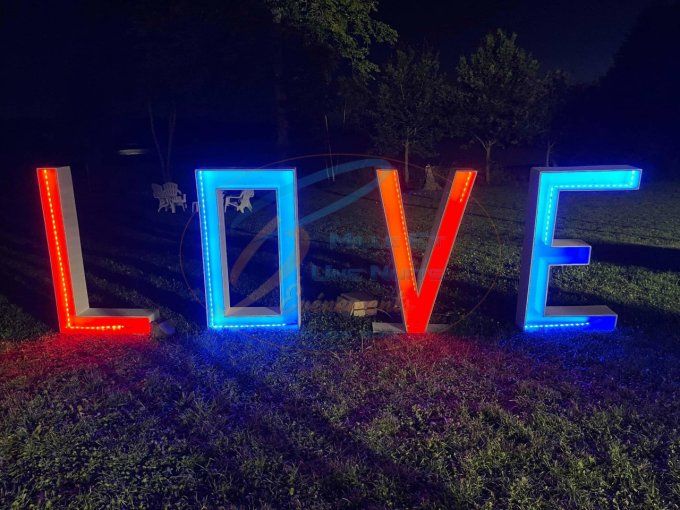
37,165 -> 641,335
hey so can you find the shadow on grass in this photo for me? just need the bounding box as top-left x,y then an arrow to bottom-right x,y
86,265 -> 203,321
590,242 -> 680,272
184,333 -> 452,506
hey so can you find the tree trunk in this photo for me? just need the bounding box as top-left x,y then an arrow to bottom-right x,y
85,163 -> 92,192
148,102 -> 167,182
274,74 -> 288,152
273,23 -> 289,153
484,143 -> 492,184
404,140 -> 410,185
324,114 -> 335,181
166,106 -> 176,181
545,141 -> 555,167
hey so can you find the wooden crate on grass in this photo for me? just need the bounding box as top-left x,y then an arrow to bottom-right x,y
336,292 -> 379,317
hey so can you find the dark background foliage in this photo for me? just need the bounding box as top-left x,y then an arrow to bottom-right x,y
0,0 -> 678,193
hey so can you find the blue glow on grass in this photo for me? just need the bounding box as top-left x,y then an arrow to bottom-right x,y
521,166 -> 641,332
195,169 -> 301,329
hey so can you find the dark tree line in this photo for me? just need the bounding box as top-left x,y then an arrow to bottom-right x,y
1,0 -> 677,187
370,31 -> 568,185
368,0 -> 680,185
562,0 -> 680,178
0,0 -> 396,180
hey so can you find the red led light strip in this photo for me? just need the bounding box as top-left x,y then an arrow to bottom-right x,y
376,169 -> 477,333
37,168 -> 155,334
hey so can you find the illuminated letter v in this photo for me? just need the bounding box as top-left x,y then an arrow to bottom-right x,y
376,168 -> 476,333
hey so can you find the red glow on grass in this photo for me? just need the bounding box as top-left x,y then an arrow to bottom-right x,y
0,333 -> 156,385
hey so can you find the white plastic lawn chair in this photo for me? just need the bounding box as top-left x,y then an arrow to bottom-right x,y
164,182 -> 187,213
152,183 -> 170,212
152,182 -> 187,213
224,189 -> 255,213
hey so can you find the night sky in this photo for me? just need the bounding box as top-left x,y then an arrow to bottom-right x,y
380,0 -> 651,82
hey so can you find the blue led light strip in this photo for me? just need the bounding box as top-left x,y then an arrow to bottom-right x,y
517,166 -> 642,333
195,169 -> 301,329
211,323 -> 288,329
524,322 -> 590,330
197,172 -> 215,326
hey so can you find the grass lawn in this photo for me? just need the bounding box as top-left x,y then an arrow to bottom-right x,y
0,176 -> 679,508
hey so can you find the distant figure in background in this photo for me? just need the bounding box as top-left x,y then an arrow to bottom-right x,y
423,165 -> 442,191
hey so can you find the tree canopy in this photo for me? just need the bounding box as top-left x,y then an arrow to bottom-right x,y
267,0 -> 397,78
371,48 -> 450,184
453,29 -> 554,183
